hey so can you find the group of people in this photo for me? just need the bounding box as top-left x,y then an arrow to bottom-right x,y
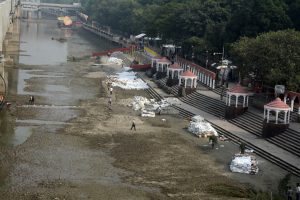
106,80 -> 136,131
287,183 -> 300,200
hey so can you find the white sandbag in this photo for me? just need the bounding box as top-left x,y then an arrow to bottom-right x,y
188,121 -> 218,137
191,115 -> 205,123
107,57 -> 123,65
230,154 -> 258,174
109,71 -> 149,90
141,110 -> 155,117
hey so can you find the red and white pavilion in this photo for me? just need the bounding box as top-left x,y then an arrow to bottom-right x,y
264,98 -> 291,124
262,98 -> 291,137
156,57 -> 171,73
179,70 -> 197,88
225,84 -> 252,119
167,62 -> 183,79
226,84 -> 252,108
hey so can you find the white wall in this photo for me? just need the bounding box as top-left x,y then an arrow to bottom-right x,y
0,0 -> 18,52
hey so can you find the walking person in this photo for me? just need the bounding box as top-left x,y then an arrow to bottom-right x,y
157,106 -> 161,115
108,97 -> 112,110
240,142 -> 246,154
287,186 -> 293,200
296,183 -> 300,200
109,87 -> 113,95
130,120 -> 136,131
29,95 -> 35,105
211,139 -> 215,149
220,86 -> 224,100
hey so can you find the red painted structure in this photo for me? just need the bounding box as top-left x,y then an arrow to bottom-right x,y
177,57 -> 216,89
130,64 -> 151,70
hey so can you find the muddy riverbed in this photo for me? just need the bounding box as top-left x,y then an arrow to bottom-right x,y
0,19 -> 296,199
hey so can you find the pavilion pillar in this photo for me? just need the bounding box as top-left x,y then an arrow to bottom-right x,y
284,111 -> 287,124
283,95 -> 287,103
246,96 -> 249,107
275,110 -> 279,124
267,110 -> 270,123
291,96 -> 296,111
226,94 -> 228,106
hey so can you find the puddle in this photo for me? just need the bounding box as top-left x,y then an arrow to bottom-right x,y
18,105 -> 79,108
45,84 -> 69,93
17,69 -> 69,95
11,126 -> 34,146
0,126 -> 33,147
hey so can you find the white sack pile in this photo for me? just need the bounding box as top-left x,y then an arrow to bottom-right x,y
230,154 -> 258,174
131,96 -> 150,111
130,96 -> 172,117
188,115 -> 218,137
107,56 -> 123,65
108,71 -> 149,90
141,110 -> 155,117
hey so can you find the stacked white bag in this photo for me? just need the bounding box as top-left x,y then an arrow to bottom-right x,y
188,115 -> 218,137
131,96 -> 150,111
230,154 -> 258,174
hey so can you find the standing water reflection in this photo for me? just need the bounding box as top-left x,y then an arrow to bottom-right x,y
19,21 -> 68,65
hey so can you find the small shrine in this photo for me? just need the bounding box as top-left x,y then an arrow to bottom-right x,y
178,70 -> 197,96
262,98 -> 291,137
166,62 -> 183,86
225,84 -> 252,119
156,57 -> 171,79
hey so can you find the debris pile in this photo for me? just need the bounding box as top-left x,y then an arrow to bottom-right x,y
188,115 -> 218,137
230,154 -> 258,174
108,71 -> 149,90
107,57 -> 123,65
130,96 -> 173,117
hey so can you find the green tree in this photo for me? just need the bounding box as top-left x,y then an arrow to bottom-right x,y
230,29 -> 300,92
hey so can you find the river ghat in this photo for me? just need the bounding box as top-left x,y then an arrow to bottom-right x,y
0,17 -> 299,199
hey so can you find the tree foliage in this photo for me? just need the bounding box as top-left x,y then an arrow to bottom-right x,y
81,0 -> 300,90
230,29 -> 300,91
81,0 -> 298,45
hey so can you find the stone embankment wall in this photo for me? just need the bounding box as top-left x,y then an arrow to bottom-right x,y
0,0 -> 19,94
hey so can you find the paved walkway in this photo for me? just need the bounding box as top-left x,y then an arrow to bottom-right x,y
140,75 -> 300,170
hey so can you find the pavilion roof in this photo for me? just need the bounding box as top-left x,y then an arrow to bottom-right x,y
180,70 -> 197,77
228,84 -> 250,94
157,57 -> 171,63
169,62 -> 182,69
264,98 -> 290,109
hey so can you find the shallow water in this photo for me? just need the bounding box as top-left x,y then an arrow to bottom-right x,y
1,19 -> 118,147
19,21 -> 68,65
